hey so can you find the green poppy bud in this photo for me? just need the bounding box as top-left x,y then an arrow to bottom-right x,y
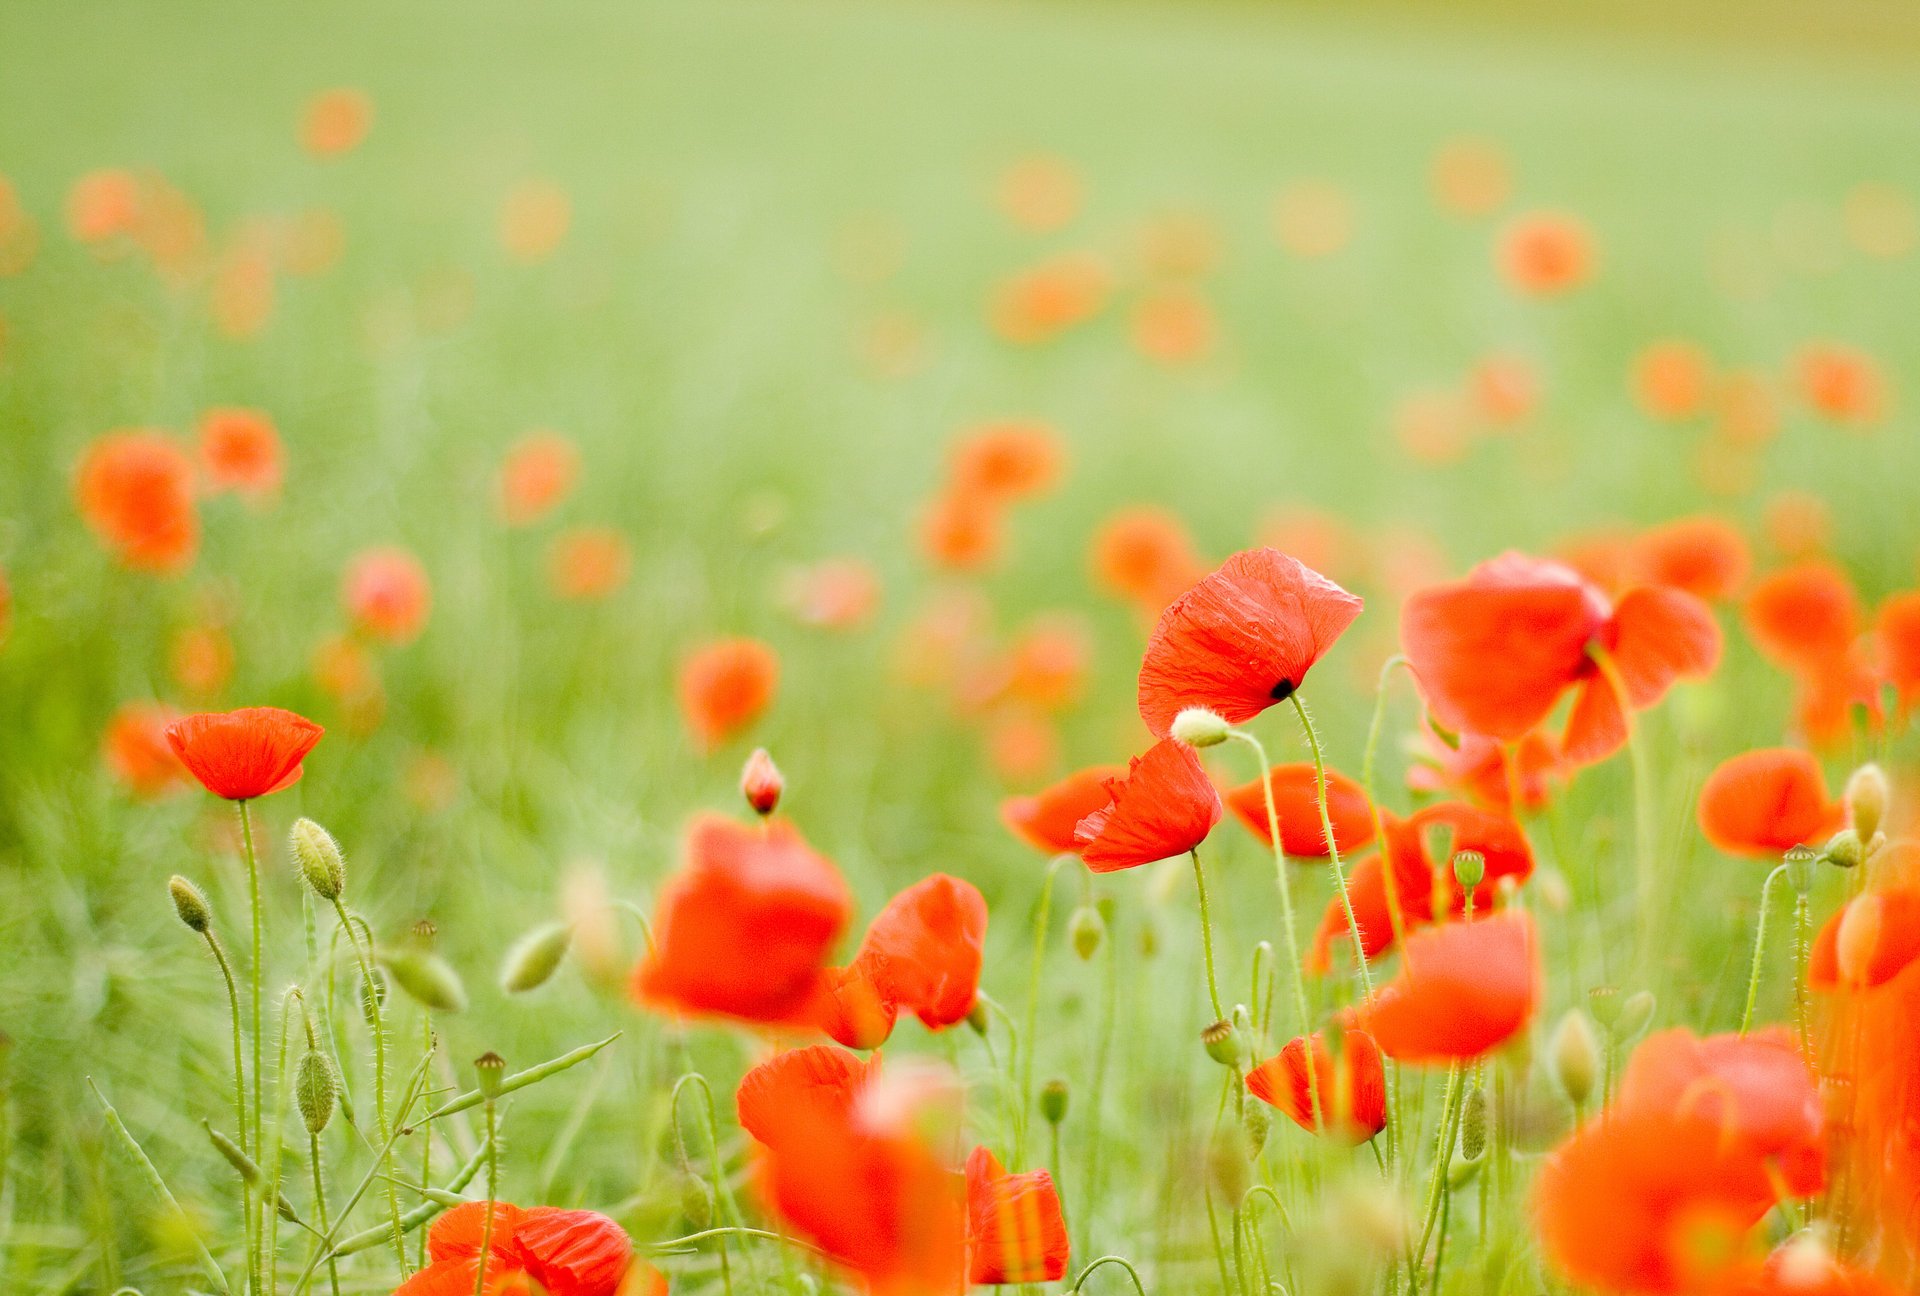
378,949 -> 468,1013
289,818 -> 346,901
499,922 -> 572,994
169,876 -> 212,932
297,1049 -> 338,1134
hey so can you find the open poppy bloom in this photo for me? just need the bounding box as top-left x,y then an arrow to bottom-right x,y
391,1200 -> 638,1296
1875,591 -> 1920,713
1405,728 -> 1561,815
1632,516 -> 1751,602
679,637 -> 779,751
1224,762 -> 1375,857
966,1146 -> 1070,1285
197,408 -> 283,499
342,547 -> 433,645
1136,547 -> 1363,737
1002,766 -> 1126,854
1245,1027 -> 1387,1143
1089,507 -> 1205,613
1809,885 -> 1920,991
1742,562 -> 1862,675
1696,749 -> 1842,857
1353,911 -> 1539,1062
1401,552 -> 1720,765
812,874 -> 988,1050
736,1044 -> 879,1147
633,814 -> 852,1025
75,431 -> 199,573
164,707 -> 324,801
103,702 -> 187,798
1072,739 -> 1222,872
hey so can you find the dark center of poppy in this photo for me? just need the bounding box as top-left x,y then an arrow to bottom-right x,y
1269,677 -> 1296,701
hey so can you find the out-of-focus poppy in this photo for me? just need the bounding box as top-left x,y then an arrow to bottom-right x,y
1633,517 -> 1751,602
1721,1242 -> 1901,1296
1354,911 -> 1539,1062
1845,182 -> 1918,260
1632,341 -> 1714,420
1131,289 -> 1216,364
198,408 -> 282,499
1001,765 -> 1126,855
501,180 -> 571,263
1761,492 -> 1831,560
547,527 -> 631,600
1073,739 -> 1222,872
301,89 -> 373,158
814,874 -> 988,1049
966,1146 -> 1070,1285
983,710 -> 1059,786
679,637 -> 778,751
1135,210 -> 1222,279
1431,137 -> 1512,217
67,169 -> 142,245
1405,729 -> 1561,815
1246,1027 -> 1387,1143
987,615 -> 1089,715
950,421 -> 1064,503
75,432 -> 199,573
103,702 -> 186,798
736,1044 -> 879,1148
1795,344 -> 1887,426
210,235 -> 276,339
1809,885 -> 1920,991
1742,562 -> 1861,674
1696,748 -> 1842,858
171,620 -> 235,698
1555,526 -> 1638,595
498,432 -> 580,526
996,155 -> 1081,233
1224,763 -> 1374,857
164,706 -> 324,801
633,814 -> 851,1025
989,251 -> 1110,345
1137,547 -> 1363,737
1469,352 -> 1540,427
780,558 -> 880,631
920,489 -> 1003,572
1090,507 -> 1204,613
1257,507 -> 1358,586
390,1199 -> 637,1296
1393,389 -> 1473,466
1498,212 -> 1594,295
343,547 -> 432,645
1874,592 -> 1920,711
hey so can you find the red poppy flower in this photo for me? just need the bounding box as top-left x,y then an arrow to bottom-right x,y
104,702 -> 187,798
163,707 -> 324,801
497,432 -> 580,527
1137,548 -> 1363,737
1245,1027 -> 1387,1143
736,1044 -> 879,1147
1000,765 -> 1124,854
1405,729 -> 1561,815
75,431 -> 199,573
342,546 -> 432,646
1224,763 -> 1375,857
1742,562 -> 1861,675
813,874 -> 988,1049
633,814 -> 852,1025
1633,516 -> 1751,602
197,408 -> 282,498
391,1200 -> 636,1296
679,638 -> 779,751
1809,886 -> 1920,991
1401,552 -> 1720,765
1089,507 -> 1205,613
1353,911 -> 1539,1062
966,1146 -> 1070,1285
1876,591 -> 1920,712
1696,749 -> 1842,858
949,421 -> 1065,504
1072,739 -> 1222,872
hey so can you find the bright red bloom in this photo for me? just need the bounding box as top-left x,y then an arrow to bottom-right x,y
1405,729 -> 1561,814
1633,516 -> 1751,602
966,1146 -> 1070,1285
1000,765 -> 1124,854
1224,763 -> 1375,858
163,707 -> 324,801
1742,562 -> 1861,674
1072,739 -> 1222,872
633,814 -> 852,1025
1353,911 -> 1539,1062
342,547 -> 432,645
75,432 -> 199,573
736,1044 -> 879,1147
1245,1027 -> 1387,1143
1809,885 -> 1920,991
390,1199 -> 636,1296
679,638 -> 779,751
1137,548 -> 1363,737
815,874 -> 989,1049
197,408 -> 282,498
1696,748 -> 1842,858
1876,591 -> 1920,712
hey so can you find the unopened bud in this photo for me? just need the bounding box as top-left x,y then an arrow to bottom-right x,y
1846,763 -> 1888,844
1587,985 -> 1621,1029
1821,829 -> 1866,871
205,1122 -> 261,1183
1242,1096 -> 1271,1157
1040,1078 -> 1069,1126
289,818 -> 346,901
1458,1086 -> 1488,1161
296,1049 -> 338,1134
1201,1019 -> 1243,1068
1069,906 -> 1105,960
680,1175 -> 715,1229
1207,1124 -> 1252,1202
499,921 -> 572,993
1550,1011 -> 1600,1108
1169,707 -> 1231,748
1617,991 -> 1656,1039
474,1050 -> 507,1100
740,748 -> 784,816
169,875 -> 212,932
378,949 -> 468,1013
966,999 -> 990,1036
1451,849 -> 1485,893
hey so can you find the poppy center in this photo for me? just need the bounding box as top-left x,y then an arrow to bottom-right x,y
1269,677 -> 1296,701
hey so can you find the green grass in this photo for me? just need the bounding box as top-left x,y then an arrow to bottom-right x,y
0,1 -> 1917,1292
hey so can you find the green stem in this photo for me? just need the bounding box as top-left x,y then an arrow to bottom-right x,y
236,802 -> 266,1296
309,1136 -> 342,1296
330,899 -> 407,1273
1070,1255 -> 1148,1296
203,929 -> 253,1286
1414,1064 -> 1466,1267
1190,849 -> 1226,1022
1018,856 -> 1070,1165
1739,863 -> 1790,1035
1292,692 -> 1374,997
473,1101 -> 497,1296
90,1079 -> 232,1295
1589,647 -> 1657,955
670,1073 -> 738,1296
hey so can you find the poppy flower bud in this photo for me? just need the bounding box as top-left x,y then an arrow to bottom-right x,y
499,921 -> 572,993
1846,762 -> 1888,843
1549,1010 -> 1599,1108
1785,844 -> 1818,895
1242,1095 -> 1271,1157
1201,1018 -> 1243,1068
1617,990 -> 1655,1040
205,1121 -> 261,1184
967,999 -> 991,1036
474,1050 -> 506,1100
296,1048 -> 338,1134
1451,849 -> 1486,893
1208,1124 -> 1252,1202
740,747 -> 784,817
1040,1078 -> 1069,1125
169,875 -> 212,932
378,949 -> 468,1013
1069,905 -> 1105,960
289,818 -> 345,901
1458,1085 -> 1488,1161
1169,706 -> 1231,748
681,1175 -> 715,1229
1821,829 -> 1866,871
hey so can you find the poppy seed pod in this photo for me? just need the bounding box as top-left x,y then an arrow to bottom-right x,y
740,747 -> 783,817
1550,1010 -> 1600,1107
1846,762 -> 1888,843
1040,1078 -> 1069,1125
1169,706 -> 1231,748
1587,984 -> 1621,1029
1785,844 -> 1818,895
168,875 -> 212,932
1202,1018 -> 1243,1068
378,948 -> 468,1013
410,917 -> 438,947
499,921 -> 572,994
289,818 -> 345,900
296,1048 -> 338,1134
474,1050 -> 507,1100
1068,905 -> 1105,960
1452,849 -> 1486,893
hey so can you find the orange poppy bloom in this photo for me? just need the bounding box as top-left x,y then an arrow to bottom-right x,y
1131,290 -> 1216,365
1468,352 -> 1540,427
163,706 -> 324,801
737,1044 -> 879,1148
300,89 -> 372,157
1498,212 -> 1594,295
1224,763 -> 1374,857
1632,340 -> 1715,420
996,155 -> 1082,233
1246,1027 -> 1387,1143
1633,516 -> 1751,602
390,1200 -> 635,1296
1874,592 -> 1920,711
919,488 -> 1003,572
988,251 -> 1110,345
633,814 -> 851,1025
1697,748 -> 1842,857
499,181 -> 571,263
75,432 -> 199,573
1401,552 -> 1720,765
197,408 -> 282,498
966,1146 -> 1070,1285
103,702 -> 187,798
342,546 -> 432,645
1404,729 -> 1561,815
1430,137 -> 1512,217
66,169 -> 142,244
1089,507 -> 1204,613
547,527 -> 631,600
1795,344 -> 1887,426
1354,911 -> 1539,1062
1073,739 -> 1222,872
497,432 -> 580,526
678,637 -> 778,751
1742,562 -> 1861,674
814,874 -> 988,1049
1137,547 -> 1364,737
950,421 -> 1065,503
1000,765 -> 1126,855
1809,886 -> 1920,991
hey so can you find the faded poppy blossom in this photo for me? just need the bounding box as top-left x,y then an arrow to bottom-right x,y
1401,552 -> 1720,765
1354,910 -> 1540,1062
1000,765 -> 1126,855
103,702 -> 187,798
1696,748 -> 1842,858
342,547 -> 432,645
1430,137 -> 1512,216
996,154 -> 1082,232
1224,763 -> 1375,858
1498,211 -> 1594,295
300,88 -> 372,157
949,421 -> 1065,503
1246,1027 -> 1387,1143
1795,343 -> 1888,426
678,637 -> 778,750
989,251 -> 1110,345
1468,352 -> 1541,427
1633,516 -> 1751,602
164,706 -> 324,801
547,527 -> 631,600
75,432 -> 199,573
1742,562 -> 1862,674
1273,180 -> 1354,258
1137,547 -> 1364,738
1130,289 -> 1216,365
497,432 -> 581,526
1073,739 -> 1222,872
1090,507 -> 1205,613
813,874 -> 988,1050
633,813 -> 851,1025
197,408 -> 282,498
966,1146 -> 1070,1285
390,1199 -> 637,1296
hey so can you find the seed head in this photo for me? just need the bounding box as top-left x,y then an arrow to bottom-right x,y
1451,849 -> 1486,893
474,1050 -> 507,1101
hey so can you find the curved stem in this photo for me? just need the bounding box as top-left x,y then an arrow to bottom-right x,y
670,1073 -> 738,1296
1414,1063 -> 1466,1267
1070,1255 -> 1148,1296
1739,863 -> 1790,1035
1189,849 -> 1225,1022
309,1135 -> 342,1296
1360,656 -> 1412,947
1292,692 -> 1374,997
202,928 -> 253,1287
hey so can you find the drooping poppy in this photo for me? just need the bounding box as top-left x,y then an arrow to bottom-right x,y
678,638 -> 779,751
342,547 -> 432,645
1354,911 -> 1539,1062
736,1044 -> 879,1148
1224,763 -> 1375,857
1072,739 -> 1222,872
814,874 -> 989,1049
75,432 -> 199,573
1245,1027 -> 1387,1143
1001,766 -> 1126,855
390,1199 -> 637,1296
497,432 -> 580,526
1696,749 -> 1842,858
1808,885 -> 1920,991
164,707 -> 324,801
197,408 -> 282,498
1497,211 -> 1593,295
1088,507 -> 1204,613
103,702 -> 187,797
1633,516 -> 1751,602
1137,547 -> 1363,737
633,814 -> 851,1025
966,1146 -> 1070,1285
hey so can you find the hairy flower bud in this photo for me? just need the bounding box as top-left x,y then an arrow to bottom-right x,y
1242,1095 -> 1272,1158
169,875 -> 212,932
296,1049 -> 338,1134
1821,829 -> 1866,871
740,747 -> 784,817
1459,1085 -> 1488,1161
1169,707 -> 1231,748
1846,763 -> 1889,844
499,921 -> 572,994
1550,1010 -> 1600,1108
1040,1078 -> 1069,1126
205,1121 -> 261,1183
378,949 -> 468,1013
289,818 -> 346,901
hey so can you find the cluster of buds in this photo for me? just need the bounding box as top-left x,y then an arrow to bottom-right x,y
1818,764 -> 1891,872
